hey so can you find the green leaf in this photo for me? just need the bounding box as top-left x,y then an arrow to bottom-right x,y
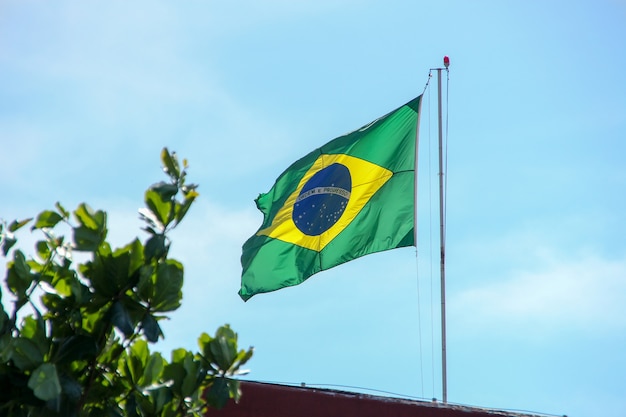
97,241 -> 112,257
74,203 -> 106,231
2,235 -> 17,256
55,202 -> 70,219
215,325 -> 237,340
41,292 -> 65,313
205,377 -> 230,410
98,338 -> 124,368
199,326 -> 253,376
0,308 -> 8,333
142,313 -> 161,343
52,275 -> 72,296
151,181 -> 179,200
210,335 -> 237,372
142,225 -> 158,235
181,183 -> 198,196
73,225 -> 103,251
142,352 -> 165,386
203,326 -> 237,372
83,242 -> 138,297
110,301 -> 134,337
161,147 -> 180,179
107,246 -> 132,292
54,335 -> 98,364
59,373 -> 82,402
9,217 -> 33,232
125,340 -> 149,384
152,260 -> 183,312
10,338 -> 45,370
175,191 -> 198,225
137,265 -> 154,301
162,361 -> 185,395
32,210 -> 63,230
125,239 -> 144,277
121,297 -> 145,330
70,278 -> 91,304
28,363 -> 62,401
148,386 -> 173,414
35,240 -> 52,260
181,353 -> 201,398
228,378 -> 243,403
131,339 -> 150,365
7,250 -> 34,296
81,258 -> 117,298
81,310 -> 107,335
20,316 -> 48,356
230,348 -> 254,375
145,189 -> 173,229
51,273 -> 91,304
125,393 -> 140,417
170,347 -> 188,363
144,234 -> 166,262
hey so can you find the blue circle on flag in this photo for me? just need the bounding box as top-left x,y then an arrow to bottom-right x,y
293,163 -> 352,236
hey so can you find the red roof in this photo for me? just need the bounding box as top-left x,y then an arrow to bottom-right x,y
210,381 -> 547,417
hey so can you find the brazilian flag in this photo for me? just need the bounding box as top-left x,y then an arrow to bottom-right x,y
240,96 -> 422,300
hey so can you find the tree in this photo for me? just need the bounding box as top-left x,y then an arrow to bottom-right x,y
0,148 -> 253,417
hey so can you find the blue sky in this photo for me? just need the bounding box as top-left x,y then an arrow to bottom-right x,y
2,1 -> 625,416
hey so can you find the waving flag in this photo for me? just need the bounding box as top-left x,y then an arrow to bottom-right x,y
240,96 -> 421,300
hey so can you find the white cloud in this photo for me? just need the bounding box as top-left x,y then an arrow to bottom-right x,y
451,250 -> 626,338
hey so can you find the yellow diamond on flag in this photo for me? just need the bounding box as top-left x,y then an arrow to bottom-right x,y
258,153 -> 392,252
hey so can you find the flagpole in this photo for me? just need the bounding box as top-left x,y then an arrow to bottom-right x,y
437,56 -> 449,404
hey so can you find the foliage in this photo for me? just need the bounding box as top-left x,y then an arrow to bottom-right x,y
0,148 -> 253,417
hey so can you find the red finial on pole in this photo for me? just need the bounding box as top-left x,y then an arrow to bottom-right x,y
443,56 -> 450,68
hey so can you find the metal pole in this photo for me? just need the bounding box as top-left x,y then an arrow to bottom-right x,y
437,67 -> 447,404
